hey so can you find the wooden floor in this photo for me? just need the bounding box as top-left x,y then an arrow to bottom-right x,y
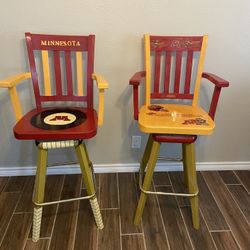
0,170 -> 249,250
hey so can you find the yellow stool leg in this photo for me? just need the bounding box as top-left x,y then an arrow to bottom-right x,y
75,142 -> 104,229
140,135 -> 154,173
184,143 -> 199,229
134,140 -> 160,225
32,147 -> 48,242
182,143 -> 189,187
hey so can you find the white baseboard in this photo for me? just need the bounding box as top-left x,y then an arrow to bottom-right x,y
0,161 -> 249,176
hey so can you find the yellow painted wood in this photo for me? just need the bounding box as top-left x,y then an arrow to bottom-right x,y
139,104 -> 214,135
192,35 -> 208,107
144,34 -> 151,106
182,143 -> 188,187
34,147 -> 48,203
134,140 -> 160,225
92,73 -> 109,89
184,143 -> 199,229
75,143 -> 95,195
0,72 -> 31,88
8,87 -> 23,121
76,52 -> 84,96
41,50 -> 51,96
140,135 -> 153,173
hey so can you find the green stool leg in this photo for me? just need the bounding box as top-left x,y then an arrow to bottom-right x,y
134,140 -> 160,225
32,147 -> 48,242
75,142 -> 104,229
184,142 -> 199,229
182,143 -> 189,187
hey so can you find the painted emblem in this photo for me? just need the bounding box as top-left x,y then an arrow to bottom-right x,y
182,118 -> 209,126
44,112 -> 76,125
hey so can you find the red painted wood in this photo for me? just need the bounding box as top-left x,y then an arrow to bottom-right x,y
26,33 -> 89,51
40,96 -> 87,102
152,134 -> 197,143
87,35 -> 95,109
209,86 -> 221,120
153,51 -> 161,93
174,51 -> 182,93
163,52 -> 171,94
53,51 -> 62,97
65,51 -> 73,96
184,51 -> 193,94
151,93 -> 193,99
133,85 -> 139,120
202,72 -> 229,88
150,36 -> 203,52
13,107 -> 97,140
129,71 -> 146,86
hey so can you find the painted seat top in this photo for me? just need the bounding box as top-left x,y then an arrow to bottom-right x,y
138,104 -> 214,135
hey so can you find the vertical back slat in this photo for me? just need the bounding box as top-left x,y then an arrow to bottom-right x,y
174,51 -> 182,93
76,51 -> 84,96
153,51 -> 161,93
41,50 -> 51,96
53,51 -> 62,96
184,51 -> 193,94
163,51 -> 171,94
65,51 -> 73,96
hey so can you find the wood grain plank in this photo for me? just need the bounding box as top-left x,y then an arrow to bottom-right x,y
49,175 -> 81,250
0,192 -> 20,243
211,231 -> 240,250
122,235 -> 145,250
24,239 -> 49,250
197,172 -> 229,230
153,172 -> 171,186
98,209 -> 121,250
0,177 -> 9,193
228,185 -> 250,223
235,170 -> 250,193
156,186 -> 192,250
181,207 -> 216,249
100,173 -> 118,209
202,171 -> 250,249
74,189 -> 98,250
169,172 -> 189,206
4,176 -> 27,192
16,176 -> 35,213
218,171 -> 240,184
118,173 -> 142,234
0,213 -> 32,250
142,189 -> 169,250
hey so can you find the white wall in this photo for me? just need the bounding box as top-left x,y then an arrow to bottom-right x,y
0,0 -> 250,169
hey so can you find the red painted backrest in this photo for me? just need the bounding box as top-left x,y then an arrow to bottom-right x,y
149,35 -> 204,100
25,33 -> 95,110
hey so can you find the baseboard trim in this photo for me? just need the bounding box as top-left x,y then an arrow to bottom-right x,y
0,161 -> 249,176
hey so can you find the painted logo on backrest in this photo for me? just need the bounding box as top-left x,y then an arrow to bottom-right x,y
44,112 -> 76,125
41,40 -> 81,46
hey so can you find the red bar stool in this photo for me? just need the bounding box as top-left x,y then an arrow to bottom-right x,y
129,34 -> 229,229
0,33 -> 108,241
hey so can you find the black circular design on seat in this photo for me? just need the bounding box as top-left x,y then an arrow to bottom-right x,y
30,108 -> 86,130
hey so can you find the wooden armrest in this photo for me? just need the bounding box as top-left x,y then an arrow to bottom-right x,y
0,72 -> 31,88
92,73 -> 109,126
92,73 -> 109,89
129,71 -> 146,86
202,72 -> 229,88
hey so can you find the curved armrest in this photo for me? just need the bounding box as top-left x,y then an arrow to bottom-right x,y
92,73 -> 109,126
0,72 -> 31,121
129,71 -> 146,120
202,72 -> 229,120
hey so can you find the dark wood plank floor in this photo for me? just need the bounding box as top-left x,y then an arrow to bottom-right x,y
0,170 -> 249,250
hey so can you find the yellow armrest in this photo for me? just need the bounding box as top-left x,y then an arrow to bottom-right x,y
92,73 -> 109,89
0,72 -> 31,121
92,73 -> 109,126
0,72 -> 31,88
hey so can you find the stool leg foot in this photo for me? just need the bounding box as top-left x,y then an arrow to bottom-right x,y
134,140 -> 160,225
75,142 -> 104,229
32,207 -> 43,242
184,142 -> 199,229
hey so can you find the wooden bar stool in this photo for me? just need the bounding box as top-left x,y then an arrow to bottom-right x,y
0,33 -> 108,241
129,34 -> 229,229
